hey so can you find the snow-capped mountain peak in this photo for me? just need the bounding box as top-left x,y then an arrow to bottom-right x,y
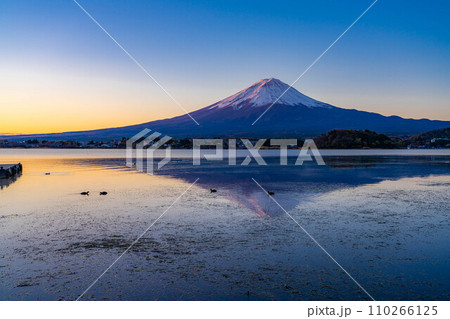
208,78 -> 329,110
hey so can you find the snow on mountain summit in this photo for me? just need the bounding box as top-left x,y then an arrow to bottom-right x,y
208,78 -> 330,110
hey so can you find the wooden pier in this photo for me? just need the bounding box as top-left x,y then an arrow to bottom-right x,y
0,163 -> 23,179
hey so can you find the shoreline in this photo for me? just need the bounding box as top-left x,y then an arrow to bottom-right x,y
1,148 -> 449,160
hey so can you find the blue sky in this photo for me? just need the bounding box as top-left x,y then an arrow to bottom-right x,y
1,0 -> 449,133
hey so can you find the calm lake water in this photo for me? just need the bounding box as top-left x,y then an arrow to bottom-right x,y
0,150 -> 449,300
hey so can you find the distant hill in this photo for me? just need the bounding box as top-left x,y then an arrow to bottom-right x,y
405,127 -> 450,148
314,129 -> 399,149
2,78 -> 449,141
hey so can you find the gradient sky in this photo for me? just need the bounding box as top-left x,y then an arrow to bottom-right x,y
1,0 -> 449,134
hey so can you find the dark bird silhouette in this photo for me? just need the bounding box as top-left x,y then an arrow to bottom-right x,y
99,192 -> 108,195
80,191 -> 89,196
267,191 -> 275,196
210,188 -> 217,193
45,172 -> 50,175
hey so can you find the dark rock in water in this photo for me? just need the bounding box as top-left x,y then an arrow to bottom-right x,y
0,163 -> 22,179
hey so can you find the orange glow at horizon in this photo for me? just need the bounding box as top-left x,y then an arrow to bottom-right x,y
0,103 -> 184,134
0,67 -> 198,134
0,108 -> 178,135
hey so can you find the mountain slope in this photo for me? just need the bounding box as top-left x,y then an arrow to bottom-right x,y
3,78 -> 449,140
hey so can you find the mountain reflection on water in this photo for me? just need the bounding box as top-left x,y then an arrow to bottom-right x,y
85,156 -> 450,217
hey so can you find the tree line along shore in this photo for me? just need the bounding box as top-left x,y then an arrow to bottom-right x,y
0,128 -> 449,149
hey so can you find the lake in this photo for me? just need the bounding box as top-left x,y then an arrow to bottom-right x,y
0,149 -> 449,300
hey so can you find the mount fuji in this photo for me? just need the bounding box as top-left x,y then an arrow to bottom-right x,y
4,78 -> 449,140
